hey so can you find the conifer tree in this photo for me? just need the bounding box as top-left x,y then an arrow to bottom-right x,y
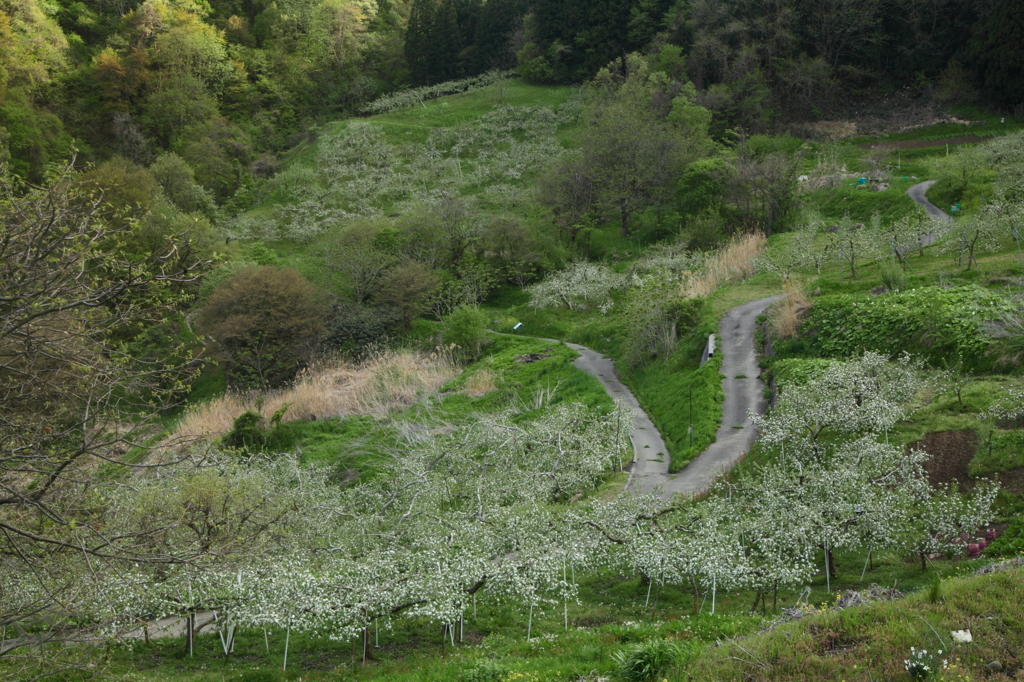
472,0 -> 528,71
970,0 -> 1024,107
406,0 -> 436,85
429,0 -> 463,82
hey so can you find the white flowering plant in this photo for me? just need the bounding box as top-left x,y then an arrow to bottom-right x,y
904,647 -> 947,681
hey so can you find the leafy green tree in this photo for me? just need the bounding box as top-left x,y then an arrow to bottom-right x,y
132,198 -> 220,274
443,304 -> 488,361
144,74 -> 220,145
324,302 -> 403,357
929,141 -> 993,209
471,0 -> 526,71
727,148 -> 803,235
176,117 -> 252,201
676,156 -> 727,221
0,0 -> 71,180
483,215 -> 546,282
372,260 -> 441,328
149,151 -> 218,217
537,152 -> 599,247
526,0 -> 673,81
794,0 -> 881,68
110,112 -> 155,165
198,266 -> 328,389
151,15 -> 235,92
583,54 -> 708,237
620,270 -> 703,367
0,124 -> 10,168
79,156 -> 161,219
429,0 -> 464,82
316,220 -> 401,302
425,255 -> 498,319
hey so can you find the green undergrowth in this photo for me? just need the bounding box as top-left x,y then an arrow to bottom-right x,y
988,517 -> 1024,556
628,340 -> 723,474
972,429 -> 1024,477
684,566 -> 1024,682
927,175 -> 996,215
433,334 -> 613,418
801,171 -> 929,225
774,285 -> 1018,373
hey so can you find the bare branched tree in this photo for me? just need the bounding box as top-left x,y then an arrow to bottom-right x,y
0,163 -> 208,677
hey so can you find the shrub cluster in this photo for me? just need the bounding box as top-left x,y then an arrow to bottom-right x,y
787,286 -> 1016,371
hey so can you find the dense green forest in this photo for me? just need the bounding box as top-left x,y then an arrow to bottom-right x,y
2,0 -> 1024,184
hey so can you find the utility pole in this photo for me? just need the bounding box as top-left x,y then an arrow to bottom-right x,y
688,387 -> 693,447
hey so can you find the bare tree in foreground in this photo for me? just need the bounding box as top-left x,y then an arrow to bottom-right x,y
0,164 -> 208,678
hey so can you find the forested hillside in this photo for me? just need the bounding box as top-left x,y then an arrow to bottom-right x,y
2,0 -> 1023,186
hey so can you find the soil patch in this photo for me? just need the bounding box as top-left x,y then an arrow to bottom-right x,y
857,136 -> 981,150
994,465 -> 1024,495
911,429 -> 1024,495
911,430 -> 977,492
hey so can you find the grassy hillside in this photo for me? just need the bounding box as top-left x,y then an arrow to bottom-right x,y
92,86 -> 1024,682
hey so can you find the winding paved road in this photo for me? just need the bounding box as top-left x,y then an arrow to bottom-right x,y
656,294 -> 783,498
544,294 -> 784,500
560,342 -> 671,494
112,296 -> 782,643
906,180 -> 953,247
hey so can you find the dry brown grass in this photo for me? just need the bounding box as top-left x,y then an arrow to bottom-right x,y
768,282 -> 812,340
682,232 -> 767,298
464,369 -> 497,398
174,349 -> 459,441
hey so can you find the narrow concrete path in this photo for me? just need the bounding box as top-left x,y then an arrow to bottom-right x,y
906,181 -> 953,247
655,294 -> 784,498
501,294 -> 784,500
561,342 -> 671,494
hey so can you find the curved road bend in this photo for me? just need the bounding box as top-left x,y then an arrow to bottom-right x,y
655,294 -> 784,499
906,180 -> 954,247
549,294 -> 784,500
560,342 -> 671,494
